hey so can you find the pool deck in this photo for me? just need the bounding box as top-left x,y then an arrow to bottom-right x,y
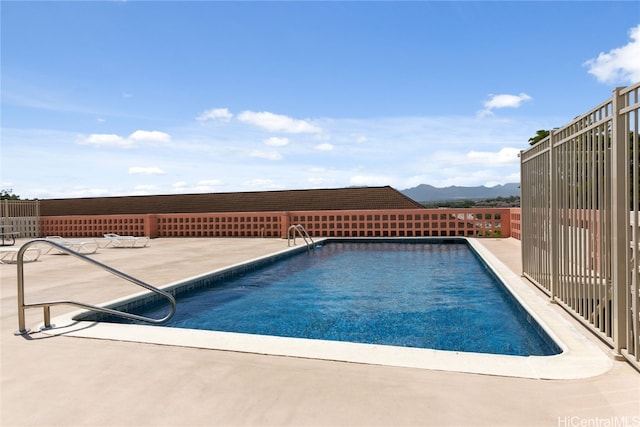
2,237 -> 639,426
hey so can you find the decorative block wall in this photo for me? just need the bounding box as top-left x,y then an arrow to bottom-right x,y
40,208 -> 516,239
510,209 -> 521,240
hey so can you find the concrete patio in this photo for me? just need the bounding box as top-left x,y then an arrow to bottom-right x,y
1,237 -> 638,426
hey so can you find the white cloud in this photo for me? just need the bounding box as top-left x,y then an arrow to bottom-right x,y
478,93 -> 532,117
128,130 -> 171,143
249,150 -> 283,160
197,179 -> 223,186
237,111 -> 321,133
8,114 -> 534,199
315,143 -> 334,151
79,133 -> 131,147
484,93 -> 532,109
169,180 -> 223,193
197,108 -> 233,122
584,24 -> 640,84
243,178 -> 282,190
78,130 -> 171,148
130,185 -> 157,195
308,177 -> 337,186
349,174 -> 392,187
68,187 -> 111,198
128,166 -> 166,175
431,147 -> 520,167
264,137 -> 289,146
465,147 -> 521,166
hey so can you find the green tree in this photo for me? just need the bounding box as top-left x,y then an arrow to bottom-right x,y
0,189 -> 20,200
528,129 -> 550,146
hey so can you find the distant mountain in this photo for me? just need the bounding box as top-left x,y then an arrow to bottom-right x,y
400,183 -> 520,203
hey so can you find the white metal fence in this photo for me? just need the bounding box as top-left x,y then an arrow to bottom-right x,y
0,200 -> 40,238
521,82 -> 639,369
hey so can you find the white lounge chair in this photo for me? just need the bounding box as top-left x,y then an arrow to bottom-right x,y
0,247 -> 41,264
42,236 -> 99,255
103,233 -> 149,248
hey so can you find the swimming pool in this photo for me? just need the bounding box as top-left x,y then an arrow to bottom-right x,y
79,238 -> 560,356
46,237 -> 615,379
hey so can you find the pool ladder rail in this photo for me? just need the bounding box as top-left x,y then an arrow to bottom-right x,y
13,239 -> 177,336
287,224 -> 316,252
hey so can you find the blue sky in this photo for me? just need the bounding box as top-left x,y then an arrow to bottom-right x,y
2,1 -> 639,199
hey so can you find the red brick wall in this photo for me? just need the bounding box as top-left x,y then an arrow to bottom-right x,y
40,208 -> 515,239
510,208 -> 521,240
40,214 -> 152,238
155,212 -> 285,237
288,208 -> 510,238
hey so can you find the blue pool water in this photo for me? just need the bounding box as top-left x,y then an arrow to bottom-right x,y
89,240 -> 560,356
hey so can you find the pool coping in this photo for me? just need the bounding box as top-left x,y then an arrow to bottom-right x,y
41,237 -> 613,380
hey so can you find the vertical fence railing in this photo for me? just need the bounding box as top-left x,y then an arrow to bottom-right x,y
0,200 -> 40,238
619,83 -> 640,365
521,82 -> 640,369
521,137 -> 553,294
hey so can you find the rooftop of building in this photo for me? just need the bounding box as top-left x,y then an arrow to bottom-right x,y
39,186 -> 426,216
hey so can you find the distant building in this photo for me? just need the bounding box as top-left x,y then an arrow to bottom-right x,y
40,186 -> 424,216
17,186 -> 512,239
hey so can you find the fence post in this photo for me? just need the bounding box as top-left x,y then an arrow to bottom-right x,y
519,152 -> 526,267
549,132 -> 558,302
610,87 -> 628,355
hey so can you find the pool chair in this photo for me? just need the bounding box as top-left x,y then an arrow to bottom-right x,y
0,247 -> 41,264
42,236 -> 99,255
103,233 -> 149,248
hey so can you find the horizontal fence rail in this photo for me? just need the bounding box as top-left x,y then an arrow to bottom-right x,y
521,82 -> 640,370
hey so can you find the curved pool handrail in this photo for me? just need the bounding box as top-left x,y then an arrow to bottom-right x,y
287,224 -> 315,251
14,239 -> 177,336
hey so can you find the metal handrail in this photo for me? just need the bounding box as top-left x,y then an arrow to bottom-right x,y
14,239 -> 177,336
287,224 -> 315,251
298,225 -> 315,248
